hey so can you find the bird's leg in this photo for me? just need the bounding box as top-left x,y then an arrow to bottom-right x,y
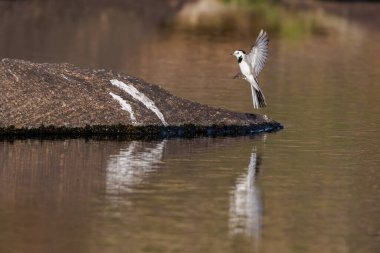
232,73 -> 244,79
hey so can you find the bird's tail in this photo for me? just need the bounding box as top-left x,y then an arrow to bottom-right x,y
249,78 -> 266,109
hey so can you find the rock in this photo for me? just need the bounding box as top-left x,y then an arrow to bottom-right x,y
0,59 -> 282,138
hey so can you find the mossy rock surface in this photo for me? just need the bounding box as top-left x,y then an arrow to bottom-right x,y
0,59 -> 282,138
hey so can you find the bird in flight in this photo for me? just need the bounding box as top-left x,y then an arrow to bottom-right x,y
232,29 -> 269,109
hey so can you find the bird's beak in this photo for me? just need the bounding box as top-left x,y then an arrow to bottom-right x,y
230,53 -> 234,56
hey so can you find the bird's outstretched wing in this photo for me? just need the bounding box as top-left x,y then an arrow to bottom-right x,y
248,29 -> 269,77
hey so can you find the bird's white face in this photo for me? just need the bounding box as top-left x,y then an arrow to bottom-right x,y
232,50 -> 245,59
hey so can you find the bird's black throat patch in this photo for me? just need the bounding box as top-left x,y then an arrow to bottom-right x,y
238,56 -> 243,64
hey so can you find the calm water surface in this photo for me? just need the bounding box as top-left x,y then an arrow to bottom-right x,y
1,1 -> 380,252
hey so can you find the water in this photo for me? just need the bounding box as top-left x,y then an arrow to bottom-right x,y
1,1 -> 380,252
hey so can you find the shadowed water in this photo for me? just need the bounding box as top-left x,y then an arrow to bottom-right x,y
0,0 -> 380,252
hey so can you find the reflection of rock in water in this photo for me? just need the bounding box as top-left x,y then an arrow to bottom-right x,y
106,141 -> 166,194
229,149 -> 262,242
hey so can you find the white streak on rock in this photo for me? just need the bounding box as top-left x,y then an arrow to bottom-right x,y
61,74 -> 70,81
7,69 -> 19,82
110,79 -> 168,126
109,92 -> 137,125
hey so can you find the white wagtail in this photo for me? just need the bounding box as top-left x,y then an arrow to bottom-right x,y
232,29 -> 269,109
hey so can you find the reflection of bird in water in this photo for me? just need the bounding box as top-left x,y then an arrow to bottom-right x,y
231,30 -> 269,109
229,148 -> 263,244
